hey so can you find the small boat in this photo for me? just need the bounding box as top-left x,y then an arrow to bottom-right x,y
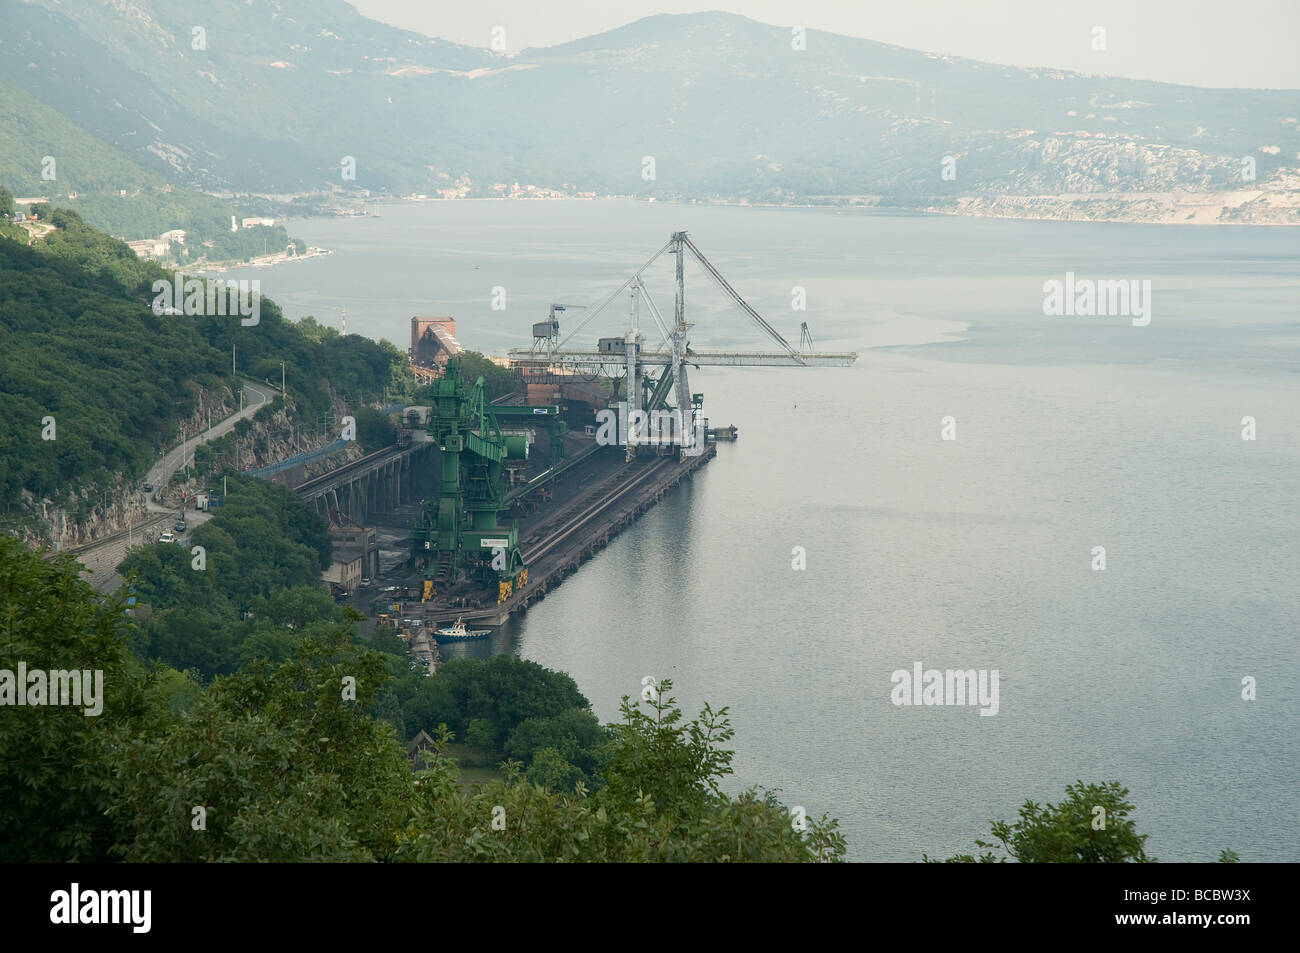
433,617 -> 491,642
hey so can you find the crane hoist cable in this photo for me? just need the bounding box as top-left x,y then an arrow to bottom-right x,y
681,235 -> 806,364
555,237 -> 674,352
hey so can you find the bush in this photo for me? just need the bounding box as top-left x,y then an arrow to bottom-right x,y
465,718 -> 495,751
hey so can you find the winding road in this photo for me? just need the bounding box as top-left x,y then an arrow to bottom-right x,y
147,380 -> 275,490
74,381 -> 275,591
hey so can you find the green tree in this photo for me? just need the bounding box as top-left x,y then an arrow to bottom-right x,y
111,627 -> 412,862
458,351 -> 519,401
355,407 -> 397,452
119,477 -> 337,676
526,746 -> 584,793
465,717 -> 496,751
396,680 -> 846,862
0,535 -> 156,861
246,585 -> 338,630
926,781 -> 1153,862
505,706 -> 607,782
400,654 -> 590,750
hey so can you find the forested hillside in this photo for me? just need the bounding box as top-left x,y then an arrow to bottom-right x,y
0,209 -> 407,533
0,211 -> 221,503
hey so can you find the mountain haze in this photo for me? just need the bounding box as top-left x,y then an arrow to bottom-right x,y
0,72 -> 295,251
2,1 -> 1296,222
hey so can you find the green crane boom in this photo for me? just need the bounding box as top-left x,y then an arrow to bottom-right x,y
410,358 -> 528,602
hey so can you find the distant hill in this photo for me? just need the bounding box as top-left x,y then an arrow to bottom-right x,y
0,74 -> 296,254
0,0 -> 493,193
2,3 -> 1296,221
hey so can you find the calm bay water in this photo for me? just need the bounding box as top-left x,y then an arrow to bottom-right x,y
229,201 -> 1300,861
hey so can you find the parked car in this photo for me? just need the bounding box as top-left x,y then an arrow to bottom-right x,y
158,531 -> 175,544
174,520 -> 187,533
142,483 -> 153,492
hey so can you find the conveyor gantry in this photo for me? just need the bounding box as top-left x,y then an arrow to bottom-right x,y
507,232 -> 858,458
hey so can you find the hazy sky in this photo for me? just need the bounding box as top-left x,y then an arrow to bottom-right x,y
347,0 -> 1300,89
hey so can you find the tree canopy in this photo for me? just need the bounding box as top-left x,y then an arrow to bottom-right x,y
117,476 -> 332,678
925,781 -> 1236,863
0,534 -> 845,863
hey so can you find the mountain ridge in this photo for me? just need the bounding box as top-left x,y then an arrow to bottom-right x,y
2,3 -> 1295,223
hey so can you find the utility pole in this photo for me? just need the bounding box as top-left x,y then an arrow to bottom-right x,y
280,361 -> 286,397
232,343 -> 236,375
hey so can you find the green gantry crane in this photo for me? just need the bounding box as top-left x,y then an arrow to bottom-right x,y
410,357 -> 532,604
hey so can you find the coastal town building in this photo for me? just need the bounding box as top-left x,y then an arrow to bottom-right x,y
126,239 -> 168,258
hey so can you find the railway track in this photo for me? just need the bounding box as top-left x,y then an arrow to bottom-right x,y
522,456 -> 675,564
57,512 -> 173,558
293,445 -> 405,496
418,445 -> 713,625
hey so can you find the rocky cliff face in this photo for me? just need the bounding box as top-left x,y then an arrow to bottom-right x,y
20,381 -> 241,551
25,475 -> 148,554
26,382 -> 369,551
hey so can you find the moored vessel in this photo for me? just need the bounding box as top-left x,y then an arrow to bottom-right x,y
434,617 -> 491,642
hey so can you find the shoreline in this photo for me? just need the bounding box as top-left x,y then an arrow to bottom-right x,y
282,192 -> 1300,229
193,245 -> 332,274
